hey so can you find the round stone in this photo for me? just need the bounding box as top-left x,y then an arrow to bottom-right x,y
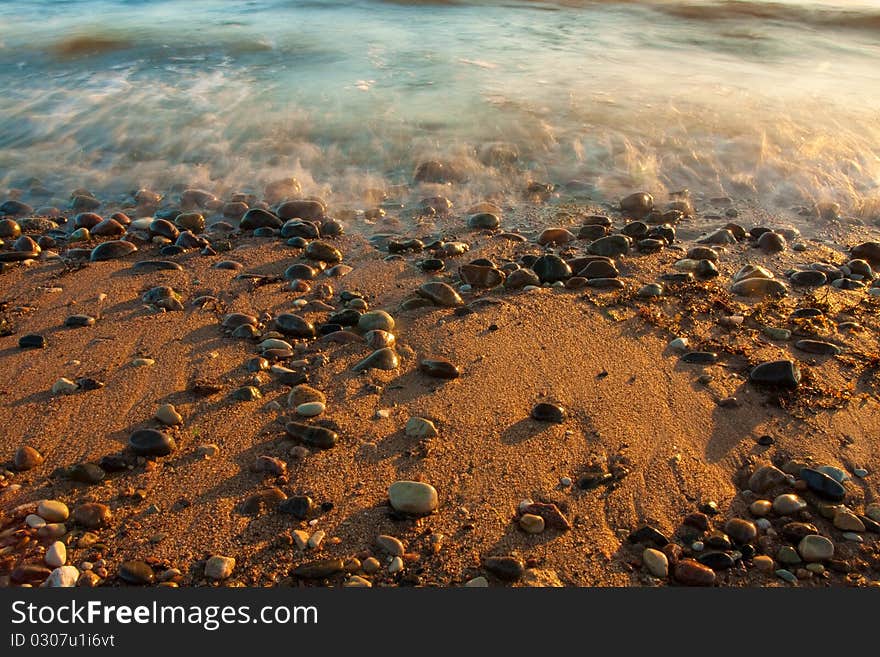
749,500 -> 772,517
531,402 -> 566,423
73,503 -> 111,529
129,429 -> 176,457
14,445 -> 44,470
674,559 -> 716,586
357,310 -> 394,332
417,281 -> 463,307
388,481 -> 438,514
119,560 -> 155,585
798,535 -> 834,562
532,254 -> 572,283
90,240 -> 137,261
724,518 -> 757,544
773,494 -> 807,515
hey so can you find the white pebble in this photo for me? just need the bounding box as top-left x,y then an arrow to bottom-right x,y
691,541 -> 704,552
560,477 -> 572,487
26,514 -> 46,528
45,541 -> 66,568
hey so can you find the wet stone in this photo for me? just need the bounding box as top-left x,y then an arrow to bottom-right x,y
674,559 -> 716,586
128,429 -> 177,457
279,496 -> 315,519
417,281 -> 463,307
532,255 -> 572,283
750,360 -> 800,389
799,468 -> 846,501
119,560 -> 155,585
353,348 -> 399,372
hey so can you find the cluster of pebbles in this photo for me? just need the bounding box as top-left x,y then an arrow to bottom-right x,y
1,179 -> 878,587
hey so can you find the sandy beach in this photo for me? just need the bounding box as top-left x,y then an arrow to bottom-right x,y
1,184 -> 879,587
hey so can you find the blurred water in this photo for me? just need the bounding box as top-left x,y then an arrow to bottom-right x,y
1,0 -> 879,216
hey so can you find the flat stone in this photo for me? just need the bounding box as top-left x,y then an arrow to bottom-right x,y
833,510 -> 864,532
296,401 -> 325,417
795,340 -> 841,356
285,422 -> 338,449
275,313 -> 316,338
155,403 -> 183,426
799,468 -> 846,501
388,480 -> 438,514
376,535 -> 406,556
588,234 -> 630,258
73,503 -> 111,529
46,566 -> 79,588
90,240 -> 137,261
731,277 -> 787,297
287,384 -> 325,408
405,417 -> 438,438
773,494 -> 807,515
748,465 -> 788,493
357,310 -> 395,332
798,535 -> 834,562
460,264 -> 505,288
18,334 -> 47,349
292,559 -> 345,579
417,281 -> 463,307
37,500 -> 69,522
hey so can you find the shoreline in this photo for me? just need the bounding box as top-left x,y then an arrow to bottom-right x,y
1,184 -> 879,587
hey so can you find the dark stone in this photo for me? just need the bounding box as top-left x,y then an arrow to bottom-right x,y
482,556 -> 525,582
0,250 -> 39,262
292,559 -> 345,579
11,564 -> 51,584
90,240 -> 137,261
791,270 -> 827,287
280,219 -> 319,238
681,351 -> 718,365
628,525 -> 669,547
0,199 -> 33,216
277,200 -> 325,222
132,259 -> 182,272
749,360 -> 801,389
240,208 -> 282,230
119,560 -> 155,585
65,314 -> 95,328
418,358 -> 460,379
588,235 -> 630,257
781,522 -> 819,543
684,512 -> 710,532
19,334 -> 46,349
799,467 -> 846,501
530,402 -> 566,423
468,212 -> 500,229
128,429 -> 176,457
532,254 -> 571,283
284,263 -> 318,280
697,552 -> 736,571
674,559 -> 716,586
275,314 -> 316,338
68,463 -> 106,484
794,339 -> 841,356
285,422 -> 338,449
278,496 -> 315,519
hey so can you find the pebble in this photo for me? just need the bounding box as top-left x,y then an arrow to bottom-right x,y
296,401 -> 326,417
530,402 -> 566,423
731,277 -> 787,297
749,360 -> 801,389
155,403 -> 183,426
307,530 -> 325,549
230,386 -> 262,401
388,480 -> 438,514
362,557 -> 381,574
464,576 -> 489,587
14,445 -> 44,470
588,234 -> 630,258
353,348 -> 399,371
674,559 -> 715,586
46,566 -> 80,588
90,240 -> 137,261
405,417 -> 438,438
773,494 -> 807,515
205,555 -> 235,580
196,444 -> 220,458
748,464 -> 787,493
357,310 -> 395,332
119,560 -> 155,585
519,514 -> 546,534
749,500 -> 772,517
52,377 -> 79,395
798,535 -> 834,561
417,281 -> 463,307
19,333 -> 47,349
775,569 -> 798,584
724,518 -> 757,544
866,504 -> 880,522
285,422 -> 338,449
483,556 -> 525,582
753,555 -> 775,573
292,559 -> 345,579
279,496 -> 315,519
37,500 -> 69,522
129,428 -> 177,457
73,503 -> 111,529
131,358 -> 155,367
531,254 -> 572,283
418,358 -> 460,379
833,510 -> 864,532
799,467 -> 846,501
642,548 -> 669,578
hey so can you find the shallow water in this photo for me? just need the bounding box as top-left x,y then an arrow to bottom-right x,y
1,0 -> 879,216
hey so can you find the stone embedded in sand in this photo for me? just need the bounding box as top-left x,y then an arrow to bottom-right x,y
287,384 -> 325,408
504,268 -> 541,289
0,250 -> 39,262
230,386 -> 261,401
388,480 -> 438,514
798,535 -> 834,562
750,360 -> 800,389
791,270 -> 827,286
253,455 -> 287,476
64,314 -> 95,328
279,495 -> 315,519
90,240 -> 137,261
467,212 -> 500,229
129,428 -> 177,457
531,254 -> 571,283
748,464 -> 787,493
799,468 -> 846,501
364,329 -> 396,349
155,403 -> 183,426
68,462 -> 106,484
794,339 -> 841,356
731,277 -> 787,297
419,358 -> 459,379
275,313 -> 316,338
530,402 -> 566,423
698,228 -> 737,245
680,351 -> 718,365
405,417 -> 438,438
537,227 -> 576,246
483,556 -> 525,582
851,242 -> 880,266
578,259 -> 619,279
240,208 -> 283,230
460,264 -> 505,288
14,445 -> 44,470
357,310 -> 394,332
277,199 -> 326,222
522,502 -> 571,531
588,234 -> 630,258
619,191 -> 653,216
133,260 -> 184,272
757,231 -> 786,252
73,502 -> 111,529
281,219 -> 320,239
222,313 -> 258,331
417,281 -> 463,307
205,555 -> 236,580
353,347 -> 399,372
292,559 -> 345,579
285,421 -> 338,449
119,560 -> 155,585
174,211 -> 206,232
18,334 -> 46,349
